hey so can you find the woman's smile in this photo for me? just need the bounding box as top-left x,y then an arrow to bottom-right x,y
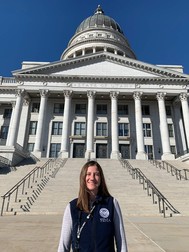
86,165 -> 101,196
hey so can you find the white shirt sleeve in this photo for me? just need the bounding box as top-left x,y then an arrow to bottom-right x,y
113,198 -> 128,252
57,203 -> 72,252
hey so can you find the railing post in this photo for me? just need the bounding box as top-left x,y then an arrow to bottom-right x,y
158,197 -> 161,213
162,199 -> 166,218
142,177 -> 145,190
15,186 -> 19,202
6,195 -> 11,212
22,180 -> 26,195
28,175 -> 31,188
184,169 -> 188,180
32,171 -> 36,183
152,189 -> 155,204
1,197 -> 5,216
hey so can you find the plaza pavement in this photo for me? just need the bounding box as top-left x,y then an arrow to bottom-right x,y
0,214 -> 189,252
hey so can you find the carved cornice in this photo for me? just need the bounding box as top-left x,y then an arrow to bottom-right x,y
14,74 -> 189,86
0,88 -> 16,94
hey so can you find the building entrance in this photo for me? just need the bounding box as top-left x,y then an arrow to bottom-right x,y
96,144 -> 108,158
73,143 -> 85,158
119,144 -> 130,159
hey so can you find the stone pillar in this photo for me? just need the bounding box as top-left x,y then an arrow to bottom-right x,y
85,91 -> 95,159
179,93 -> 189,149
156,92 -> 174,160
60,90 -> 72,158
6,89 -> 24,146
110,91 -> 120,159
133,91 -> 147,160
33,90 -> 48,157
173,101 -> 187,155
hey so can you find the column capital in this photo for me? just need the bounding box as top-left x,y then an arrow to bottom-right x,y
87,90 -> 96,98
133,91 -> 143,100
110,91 -> 119,99
16,89 -> 25,97
156,92 -> 166,101
40,89 -> 49,97
63,90 -> 72,98
179,92 -> 188,102
11,101 -> 16,108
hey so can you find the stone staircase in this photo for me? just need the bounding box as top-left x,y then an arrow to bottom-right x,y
128,159 -> 189,216
0,159 -> 64,215
1,158 -> 189,217
24,158 -> 160,216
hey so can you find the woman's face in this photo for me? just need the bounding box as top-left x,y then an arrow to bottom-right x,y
85,165 -> 101,195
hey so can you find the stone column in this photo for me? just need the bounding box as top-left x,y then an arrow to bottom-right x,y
85,91 -> 95,159
60,90 -> 72,158
133,91 -> 147,160
33,90 -> 48,157
156,92 -> 174,160
6,89 -> 24,146
179,93 -> 189,149
110,91 -> 120,159
173,101 -> 187,155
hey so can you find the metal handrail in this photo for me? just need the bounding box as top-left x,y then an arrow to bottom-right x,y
1,159 -> 54,216
119,159 -> 180,217
50,158 -> 67,178
162,161 -> 189,180
150,159 -> 189,180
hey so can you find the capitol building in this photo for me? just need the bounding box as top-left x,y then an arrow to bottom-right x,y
0,6 -> 189,165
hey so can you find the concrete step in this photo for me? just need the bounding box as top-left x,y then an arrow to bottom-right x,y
1,158 -> 189,217
127,159 -> 189,215
14,159 -> 162,216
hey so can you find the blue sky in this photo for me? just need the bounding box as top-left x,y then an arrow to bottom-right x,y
0,0 -> 189,77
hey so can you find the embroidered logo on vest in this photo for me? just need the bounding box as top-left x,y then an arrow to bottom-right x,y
99,208 -> 111,222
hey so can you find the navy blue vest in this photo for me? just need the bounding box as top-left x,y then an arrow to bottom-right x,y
70,196 -> 115,252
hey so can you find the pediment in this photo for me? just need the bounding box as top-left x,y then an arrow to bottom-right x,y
52,60 -> 159,78
12,52 -> 189,81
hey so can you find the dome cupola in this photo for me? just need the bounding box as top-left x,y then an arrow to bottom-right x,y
61,5 -> 136,60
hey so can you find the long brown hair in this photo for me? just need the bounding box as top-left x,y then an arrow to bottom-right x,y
77,160 -> 111,212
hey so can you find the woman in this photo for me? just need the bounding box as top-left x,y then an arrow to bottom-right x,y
58,160 -> 128,252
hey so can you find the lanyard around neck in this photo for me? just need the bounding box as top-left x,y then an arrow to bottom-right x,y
77,205 -> 96,240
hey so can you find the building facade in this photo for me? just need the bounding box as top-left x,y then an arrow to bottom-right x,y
0,6 -> 189,164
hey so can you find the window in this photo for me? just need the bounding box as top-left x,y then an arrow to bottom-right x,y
170,146 -> 176,154
96,123 -> 107,136
168,124 -> 174,137
166,106 -> 172,116
74,122 -> 86,136
75,104 -> 86,114
143,123 -> 151,137
32,103 -> 40,113
27,143 -> 34,152
3,108 -> 12,118
29,121 -> 37,135
54,103 -> 64,114
96,104 -> 107,115
118,105 -> 128,115
52,122 -> 63,135
0,126 -> 9,139
49,143 -> 61,158
142,105 -> 150,115
118,123 -> 129,136
145,145 -> 153,159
